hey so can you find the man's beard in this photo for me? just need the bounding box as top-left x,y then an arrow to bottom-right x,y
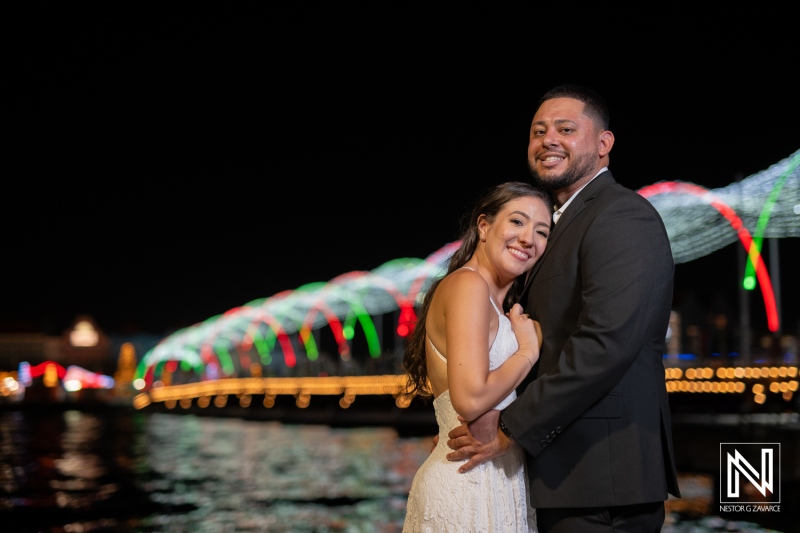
528,151 -> 596,191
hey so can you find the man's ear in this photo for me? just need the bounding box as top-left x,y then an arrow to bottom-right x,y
598,130 -> 614,157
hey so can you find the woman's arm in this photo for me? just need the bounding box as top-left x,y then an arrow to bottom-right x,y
443,273 -> 539,420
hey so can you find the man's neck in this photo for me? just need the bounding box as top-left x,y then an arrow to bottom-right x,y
553,167 -> 607,208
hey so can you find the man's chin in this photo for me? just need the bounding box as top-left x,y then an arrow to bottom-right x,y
534,169 -> 586,191
530,170 -> 563,188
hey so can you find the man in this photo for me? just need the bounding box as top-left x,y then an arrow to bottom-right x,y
446,84 -> 681,532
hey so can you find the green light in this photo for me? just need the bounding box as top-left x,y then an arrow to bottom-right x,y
213,344 -> 235,375
298,325 -> 319,360
742,152 -> 800,290
343,318 -> 355,340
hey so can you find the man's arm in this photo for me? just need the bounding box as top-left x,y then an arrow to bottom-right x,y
445,409 -> 515,473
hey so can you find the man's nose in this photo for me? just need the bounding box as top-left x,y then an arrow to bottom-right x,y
542,127 -> 559,146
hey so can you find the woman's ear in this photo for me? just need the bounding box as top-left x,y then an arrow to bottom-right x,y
477,215 -> 489,242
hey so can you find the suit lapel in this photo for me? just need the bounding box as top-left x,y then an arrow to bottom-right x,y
523,171 -> 615,295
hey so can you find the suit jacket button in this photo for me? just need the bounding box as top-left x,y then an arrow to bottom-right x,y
556,426 -> 562,433
540,440 -> 547,447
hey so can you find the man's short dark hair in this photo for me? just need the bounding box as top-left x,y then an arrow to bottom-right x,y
539,84 -> 610,130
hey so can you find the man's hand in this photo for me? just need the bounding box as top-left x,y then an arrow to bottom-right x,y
466,409 -> 501,443
445,410 -> 513,473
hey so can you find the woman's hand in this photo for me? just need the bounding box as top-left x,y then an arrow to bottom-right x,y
507,303 -> 541,364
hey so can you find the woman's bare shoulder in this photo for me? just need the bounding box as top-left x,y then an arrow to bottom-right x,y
435,268 -> 489,308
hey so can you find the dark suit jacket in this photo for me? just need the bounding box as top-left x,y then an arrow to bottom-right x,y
503,170 -> 681,508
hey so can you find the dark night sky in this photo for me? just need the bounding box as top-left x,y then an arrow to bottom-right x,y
4,3 -> 799,340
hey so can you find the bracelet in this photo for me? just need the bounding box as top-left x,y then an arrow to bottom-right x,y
515,351 -> 534,368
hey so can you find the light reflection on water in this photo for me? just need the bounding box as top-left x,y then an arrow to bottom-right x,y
136,413 -> 429,532
0,408 -> 788,532
0,408 -> 431,532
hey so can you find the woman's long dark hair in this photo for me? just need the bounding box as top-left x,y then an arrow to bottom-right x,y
402,181 -> 552,399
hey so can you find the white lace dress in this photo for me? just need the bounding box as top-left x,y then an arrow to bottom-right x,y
403,299 -> 537,533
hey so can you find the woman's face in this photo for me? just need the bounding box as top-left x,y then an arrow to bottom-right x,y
480,195 -> 551,283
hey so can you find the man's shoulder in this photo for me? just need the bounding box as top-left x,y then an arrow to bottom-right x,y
583,181 -> 669,232
575,171 -> 667,225
599,178 -> 658,208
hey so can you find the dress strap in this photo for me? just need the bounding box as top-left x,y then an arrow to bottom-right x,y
489,297 -> 503,316
428,336 -> 447,364
460,266 -> 502,316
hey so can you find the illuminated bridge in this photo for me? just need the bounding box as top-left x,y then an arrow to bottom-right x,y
132,150 -> 800,415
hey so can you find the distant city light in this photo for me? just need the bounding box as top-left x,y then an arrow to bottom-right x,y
69,320 -> 99,347
22,361 -> 115,390
64,379 -> 82,392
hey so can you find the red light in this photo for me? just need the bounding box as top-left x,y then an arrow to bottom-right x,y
396,305 -> 417,337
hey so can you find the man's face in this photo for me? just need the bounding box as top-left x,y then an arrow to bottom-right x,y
527,97 -> 603,193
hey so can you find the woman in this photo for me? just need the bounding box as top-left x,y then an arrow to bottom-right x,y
402,181 -> 552,532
